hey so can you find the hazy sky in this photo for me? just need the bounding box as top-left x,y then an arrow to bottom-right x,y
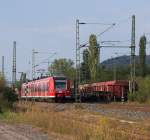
0,0 -> 150,80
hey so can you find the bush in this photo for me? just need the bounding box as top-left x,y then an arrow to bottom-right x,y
3,87 -> 18,104
0,75 -> 18,113
128,92 -> 137,102
129,76 -> 150,103
136,77 -> 150,103
0,87 -> 18,113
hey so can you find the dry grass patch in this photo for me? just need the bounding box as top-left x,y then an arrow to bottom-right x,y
1,102 -> 150,140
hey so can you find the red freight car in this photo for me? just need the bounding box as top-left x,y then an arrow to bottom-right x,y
79,80 -> 129,101
20,76 -> 71,101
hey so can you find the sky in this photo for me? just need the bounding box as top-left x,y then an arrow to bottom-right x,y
0,0 -> 150,81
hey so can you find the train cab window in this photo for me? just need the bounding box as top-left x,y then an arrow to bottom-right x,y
55,80 -> 66,89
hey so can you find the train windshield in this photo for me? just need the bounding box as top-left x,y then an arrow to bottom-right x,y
55,80 -> 66,89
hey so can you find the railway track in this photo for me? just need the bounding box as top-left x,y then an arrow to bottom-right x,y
82,103 -> 150,121
18,101 -> 150,121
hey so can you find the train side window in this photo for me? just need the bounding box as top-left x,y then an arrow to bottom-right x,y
28,86 -> 31,93
36,85 -> 38,92
41,83 -> 44,92
42,83 -> 47,92
43,84 -> 45,92
46,83 -> 49,91
45,83 -> 48,91
31,84 -> 34,92
38,84 -> 41,92
39,84 -> 41,92
35,85 -> 37,92
37,84 -> 40,92
40,84 -> 42,92
44,83 -> 46,92
33,84 -> 35,92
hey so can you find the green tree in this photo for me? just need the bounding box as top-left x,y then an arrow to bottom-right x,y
80,49 -> 90,83
49,58 -> 76,80
139,35 -> 147,77
88,34 -> 99,82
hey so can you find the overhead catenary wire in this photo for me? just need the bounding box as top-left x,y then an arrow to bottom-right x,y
115,16 -> 131,26
80,16 -> 132,47
80,22 -> 113,25
97,23 -> 116,37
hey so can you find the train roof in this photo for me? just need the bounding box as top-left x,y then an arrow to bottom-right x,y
22,76 -> 68,85
92,80 -> 129,86
80,80 -> 129,87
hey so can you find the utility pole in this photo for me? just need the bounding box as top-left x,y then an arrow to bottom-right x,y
12,41 -> 16,85
32,49 -> 36,80
47,60 -> 50,73
130,15 -> 136,93
112,57 -> 116,81
114,52 -> 118,81
75,21 -> 116,102
2,56 -> 4,77
32,49 -> 39,79
75,19 -> 81,102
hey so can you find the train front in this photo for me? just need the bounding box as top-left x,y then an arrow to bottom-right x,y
54,77 -> 71,98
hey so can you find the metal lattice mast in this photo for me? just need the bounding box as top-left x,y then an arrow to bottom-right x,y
2,56 -> 4,77
75,19 -> 81,102
32,49 -> 35,80
130,15 -> 136,93
12,41 -> 16,85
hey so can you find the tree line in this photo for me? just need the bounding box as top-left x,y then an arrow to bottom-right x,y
48,34 -> 150,103
49,34 -> 148,82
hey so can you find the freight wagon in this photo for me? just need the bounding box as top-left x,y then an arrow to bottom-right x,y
79,80 -> 129,102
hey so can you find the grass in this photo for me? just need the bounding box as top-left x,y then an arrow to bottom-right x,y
0,102 -> 150,140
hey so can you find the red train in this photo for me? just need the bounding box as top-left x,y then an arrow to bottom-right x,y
79,80 -> 129,101
20,76 -> 71,101
21,76 -> 129,102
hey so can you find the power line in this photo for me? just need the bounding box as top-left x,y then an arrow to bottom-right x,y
79,22 -> 113,25
115,16 -> 131,26
97,23 -> 116,37
100,45 -> 130,48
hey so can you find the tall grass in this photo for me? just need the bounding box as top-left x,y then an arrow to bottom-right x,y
1,103 -> 145,140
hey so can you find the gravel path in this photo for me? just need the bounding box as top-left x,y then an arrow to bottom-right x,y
0,122 -> 49,140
